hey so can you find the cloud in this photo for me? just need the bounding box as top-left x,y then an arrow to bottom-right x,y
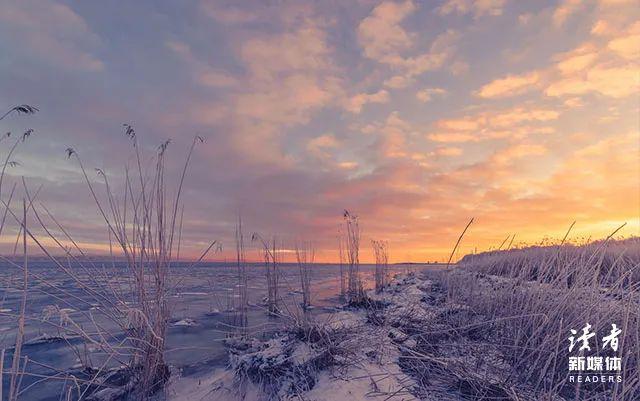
223,14 -> 344,162
554,44 -> 598,75
496,18 -> 639,101
241,20 -> 334,81
383,75 -> 414,89
477,71 -> 540,98
2,0 -> 637,262
438,0 -> 507,18
491,143 -> 547,165
489,108 -> 559,127
435,146 -> 463,156
416,87 -> 447,102
234,75 -> 338,125
307,133 -> 339,161
344,90 -> 390,113
480,16 -> 638,102
0,0 -> 103,71
372,29 -> 461,88
162,7 -> 347,168
563,97 -> 585,108
552,0 -> 583,26
591,20 -> 615,36
357,1 -> 416,62
379,112 -> 414,158
437,118 -> 482,132
545,64 -> 640,98
358,2 -> 458,80
607,22 -> 640,60
338,161 -> 358,170
428,107 -> 559,143
428,132 -> 479,143
357,111 -> 420,159
166,40 -> 238,88
308,134 -> 338,149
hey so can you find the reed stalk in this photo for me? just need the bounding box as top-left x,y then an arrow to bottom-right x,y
252,233 -> 280,315
342,210 -> 365,305
295,241 -> 314,309
371,239 -> 388,293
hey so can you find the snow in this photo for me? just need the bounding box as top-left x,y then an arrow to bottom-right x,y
165,273 -> 432,401
290,342 -> 315,365
164,368 -> 247,401
172,318 -> 198,327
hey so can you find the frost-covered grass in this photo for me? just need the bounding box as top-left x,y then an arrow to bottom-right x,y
200,274 -> 422,401
459,237 -> 640,287
203,237 -> 638,401
0,112 -> 218,400
440,237 -> 640,400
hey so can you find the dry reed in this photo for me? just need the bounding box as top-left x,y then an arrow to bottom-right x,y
295,241 -> 314,309
1,123 -> 215,399
0,104 -> 38,401
371,239 -> 389,293
434,234 -> 640,400
252,233 -> 280,315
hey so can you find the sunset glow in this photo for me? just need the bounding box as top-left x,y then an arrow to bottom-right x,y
0,0 -> 638,262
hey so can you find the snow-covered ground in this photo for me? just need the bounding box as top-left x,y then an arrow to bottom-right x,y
163,273 -> 430,401
162,271 -> 550,401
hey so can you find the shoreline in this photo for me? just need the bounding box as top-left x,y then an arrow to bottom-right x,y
163,258 -> 638,401
162,269 -> 536,401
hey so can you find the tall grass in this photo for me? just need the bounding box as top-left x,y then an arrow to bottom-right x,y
295,241 -> 314,309
252,233 -> 280,315
342,210 -> 365,305
371,239 -> 388,293
460,236 -> 640,288
233,217 -> 248,337
337,233 -> 346,299
438,234 -> 640,400
6,201 -> 28,401
2,125 -> 216,398
0,104 -> 38,401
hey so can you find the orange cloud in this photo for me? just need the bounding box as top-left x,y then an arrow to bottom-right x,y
428,107 -> 559,143
477,71 -> 540,98
545,64 -> 640,98
607,22 -> 640,59
554,44 -> 598,75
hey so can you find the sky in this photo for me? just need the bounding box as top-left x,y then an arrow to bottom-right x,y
0,0 -> 638,263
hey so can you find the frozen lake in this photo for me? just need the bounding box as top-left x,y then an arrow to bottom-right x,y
0,260 -> 437,400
